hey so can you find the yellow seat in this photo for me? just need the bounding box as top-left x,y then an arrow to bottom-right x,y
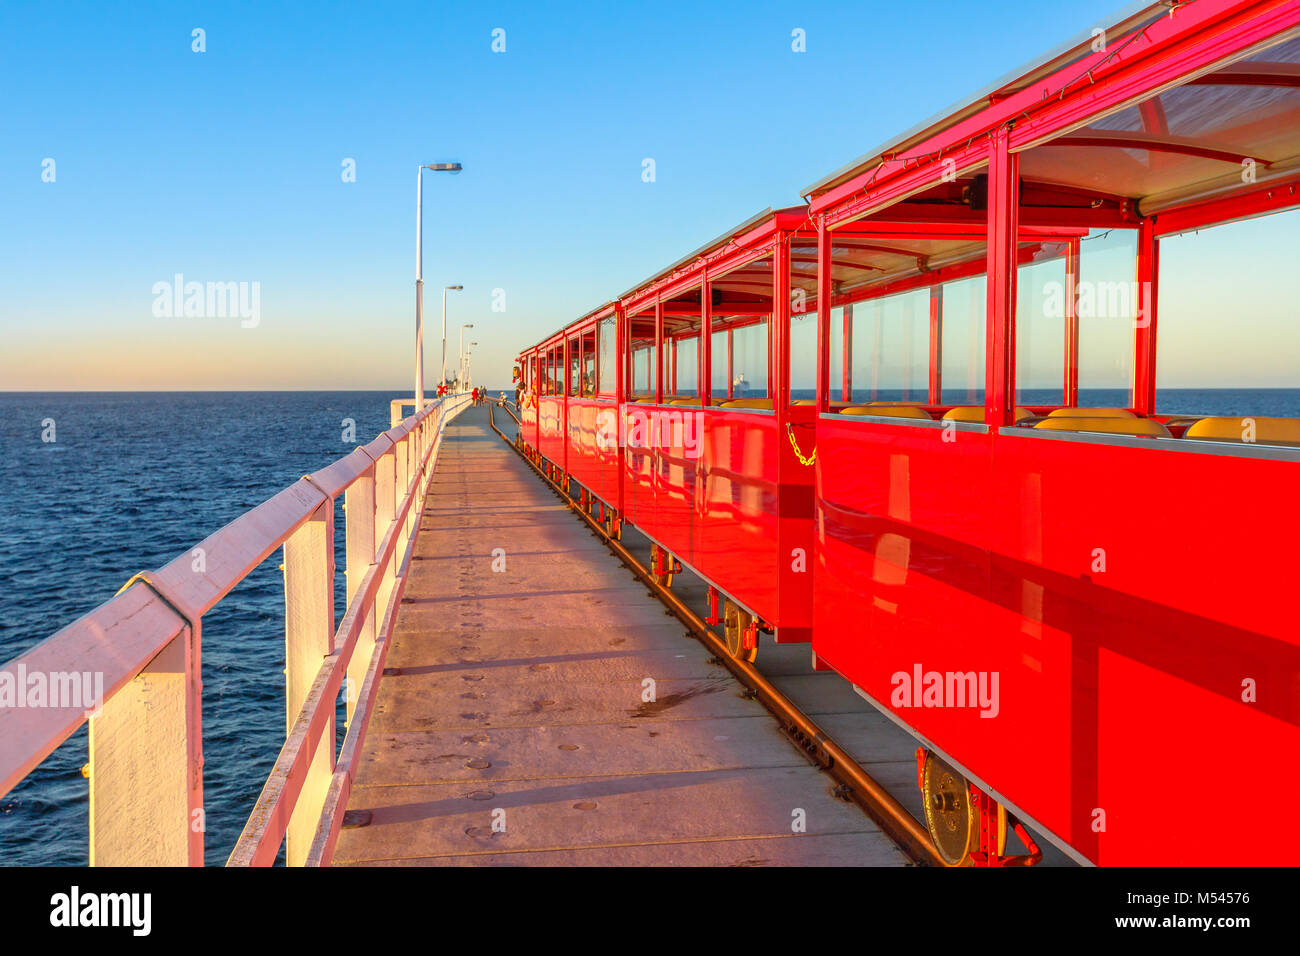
839,405 -> 933,420
866,400 -> 927,406
719,398 -> 775,410
1046,407 -> 1135,419
791,399 -> 818,406
668,397 -> 700,406
942,405 -> 1034,423
1033,416 -> 1170,438
1182,416 -> 1300,447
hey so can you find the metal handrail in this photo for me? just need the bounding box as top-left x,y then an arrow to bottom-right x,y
0,392 -> 473,866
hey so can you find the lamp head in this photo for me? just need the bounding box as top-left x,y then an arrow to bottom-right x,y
424,162 -> 463,174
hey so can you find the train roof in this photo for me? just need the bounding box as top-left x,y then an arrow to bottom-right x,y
800,1 -> 1166,201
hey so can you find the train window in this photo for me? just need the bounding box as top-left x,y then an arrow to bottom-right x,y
828,306 -> 847,402
673,336 -> 698,397
789,309 -> 816,404
597,317 -> 616,397
730,318 -> 769,401
1076,229 -> 1137,404
581,330 -> 596,397
568,337 -> 580,397
939,275 -> 986,405
850,288 -> 928,403
1016,250 -> 1067,406
710,329 -> 729,399
631,344 -> 655,398
550,345 -> 559,395
1156,208 -> 1300,422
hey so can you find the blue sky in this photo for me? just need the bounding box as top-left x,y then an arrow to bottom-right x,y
3,0 -> 1296,390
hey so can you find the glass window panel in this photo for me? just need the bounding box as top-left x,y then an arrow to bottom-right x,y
569,340 -> 579,397
731,319 -> 769,399
710,330 -> 728,398
1016,254 -> 1066,406
632,345 -> 654,397
789,311 -> 816,403
674,337 -> 698,397
1077,230 -> 1136,403
1156,208 -> 1300,417
851,289 -> 928,403
940,275 -> 986,405
597,317 -> 616,396
581,332 -> 596,397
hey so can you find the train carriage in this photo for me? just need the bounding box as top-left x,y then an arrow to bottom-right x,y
514,0 -> 1300,866
804,0 -> 1300,866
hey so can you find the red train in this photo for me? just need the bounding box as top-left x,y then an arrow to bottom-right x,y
514,0 -> 1300,865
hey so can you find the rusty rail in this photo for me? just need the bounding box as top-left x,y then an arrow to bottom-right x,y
0,392 -> 472,866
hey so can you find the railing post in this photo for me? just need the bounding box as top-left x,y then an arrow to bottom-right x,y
344,468 -> 377,727
374,448 -> 398,628
89,624 -> 204,865
282,500 -> 335,866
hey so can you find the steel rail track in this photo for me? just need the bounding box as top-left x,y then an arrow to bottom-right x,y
485,400 -> 943,866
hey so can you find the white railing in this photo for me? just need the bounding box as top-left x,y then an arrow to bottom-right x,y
0,392 -> 472,866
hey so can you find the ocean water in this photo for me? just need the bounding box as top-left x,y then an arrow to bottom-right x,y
0,392 -> 402,866
1,387 -> 1295,866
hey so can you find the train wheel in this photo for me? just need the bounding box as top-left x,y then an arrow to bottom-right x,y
723,600 -> 758,663
649,544 -> 674,589
921,753 -> 975,866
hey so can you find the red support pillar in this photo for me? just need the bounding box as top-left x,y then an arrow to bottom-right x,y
1064,237 -> 1081,407
816,216 -> 832,413
842,304 -> 853,403
654,296 -> 664,404
727,330 -> 734,398
701,273 -> 712,406
1134,218 -> 1159,416
986,128 -> 1020,428
773,236 -> 791,410
928,281 -> 943,406
615,304 -> 626,517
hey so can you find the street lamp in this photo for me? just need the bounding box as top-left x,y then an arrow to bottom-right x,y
441,285 -> 463,389
459,323 -> 474,389
415,162 -> 461,408
466,341 -> 479,389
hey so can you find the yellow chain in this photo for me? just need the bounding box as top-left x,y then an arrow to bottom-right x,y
787,424 -> 816,466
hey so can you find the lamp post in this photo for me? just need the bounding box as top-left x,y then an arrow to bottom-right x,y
466,341 -> 479,389
415,162 -> 461,408
441,285 -> 463,390
458,323 -> 474,389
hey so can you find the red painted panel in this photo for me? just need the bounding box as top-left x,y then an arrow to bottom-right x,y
564,398 -> 620,510
538,395 -> 565,467
695,409 -> 781,622
814,419 -> 1300,864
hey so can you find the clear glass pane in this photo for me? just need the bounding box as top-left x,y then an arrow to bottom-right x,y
1156,208 -> 1300,416
1016,255 -> 1066,406
710,330 -> 728,398
674,337 -> 698,397
731,319 -> 769,399
940,275 -> 986,405
829,305 -> 845,401
851,289 -> 928,402
789,311 -> 816,402
597,318 -> 616,395
1077,230 -> 1136,404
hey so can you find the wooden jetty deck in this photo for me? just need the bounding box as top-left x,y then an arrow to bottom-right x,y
333,407 -> 908,866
